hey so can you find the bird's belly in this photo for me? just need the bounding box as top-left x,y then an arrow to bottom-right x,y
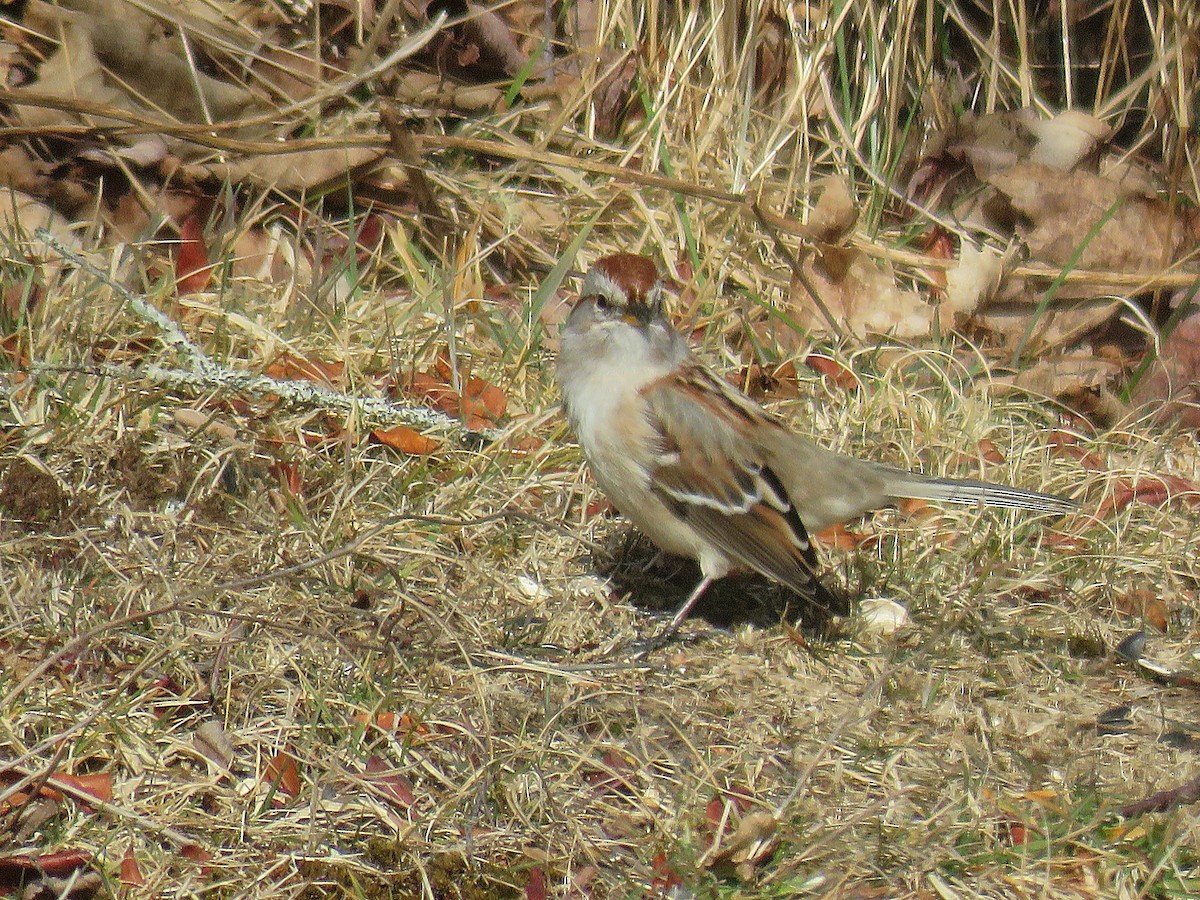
583,421 -> 731,577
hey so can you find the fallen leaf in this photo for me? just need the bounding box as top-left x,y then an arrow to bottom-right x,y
371,426 -> 441,455
193,720 -> 237,771
858,597 -> 910,635
191,147 -> 385,192
264,354 -> 346,387
0,849 -> 92,878
1131,303 -> 1200,429
264,750 -> 302,798
119,845 -> 144,887
815,523 -> 873,550
175,215 -> 214,294
1048,430 -> 1107,470
364,756 -> 418,810
1026,110 -> 1111,171
805,175 -> 858,243
46,772 -> 113,808
523,865 -> 548,900
708,809 -> 779,880
650,851 -> 684,893
1097,473 -> 1200,518
793,243 -> 934,339
179,843 -> 214,876
1114,589 -> 1169,632
988,163 -> 1200,283
945,242 -> 1004,317
804,354 -> 858,390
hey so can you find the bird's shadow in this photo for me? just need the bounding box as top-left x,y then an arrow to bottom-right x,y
597,530 -> 848,633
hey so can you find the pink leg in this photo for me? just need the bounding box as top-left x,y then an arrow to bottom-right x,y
632,575 -> 716,658
667,575 -> 714,633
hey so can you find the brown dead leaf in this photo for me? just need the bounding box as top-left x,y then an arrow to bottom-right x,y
522,865 -> 548,900
179,843 -> 214,876
945,242 -> 1005,317
804,353 -> 858,390
990,351 -> 1120,401
1131,305 -> 1200,429
265,354 -> 346,387
794,248 -> 933,338
364,756 -> 418,810
0,186 -> 80,257
190,147 -> 385,193
707,809 -> 779,879
1026,110 -> 1111,171
1048,430 -> 1106,470
20,1 -> 263,133
52,772 -> 113,805
1114,589 -> 1169,632
0,850 -> 93,879
988,163 -> 1200,280
947,108 -> 1108,179
175,215 -> 214,294
371,426 -> 440,455
815,523 -> 873,550
1097,473 -> 1200,518
193,720 -> 237,771
806,175 -> 858,243
119,845 -> 145,888
264,750 -> 302,798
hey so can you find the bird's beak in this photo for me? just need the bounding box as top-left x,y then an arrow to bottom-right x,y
621,304 -> 654,327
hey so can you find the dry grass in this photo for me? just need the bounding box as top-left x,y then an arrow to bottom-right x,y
3,0 -> 1200,897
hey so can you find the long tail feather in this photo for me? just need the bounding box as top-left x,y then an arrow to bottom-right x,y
884,472 -> 1077,514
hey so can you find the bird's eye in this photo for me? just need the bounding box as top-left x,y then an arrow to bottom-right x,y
593,296 -> 611,312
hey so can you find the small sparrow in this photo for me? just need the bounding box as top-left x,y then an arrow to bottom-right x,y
557,252 -> 1076,638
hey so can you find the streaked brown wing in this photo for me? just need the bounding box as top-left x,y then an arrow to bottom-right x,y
641,365 -> 838,609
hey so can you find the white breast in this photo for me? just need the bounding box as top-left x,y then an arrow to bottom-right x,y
557,322 -> 731,573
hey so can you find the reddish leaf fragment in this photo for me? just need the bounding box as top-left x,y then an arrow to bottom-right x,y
1098,473 -> 1200,518
650,852 -> 683,893
1001,816 -> 1029,845
270,460 -> 304,497
179,844 -> 214,877
371,426 -> 440,455
804,354 -> 858,390
176,216 -> 214,294
584,750 -> 638,797
523,865 -> 547,900
364,756 -> 418,810
1114,589 -> 1170,633
976,439 -> 1005,465
0,849 -> 92,878
119,845 -> 145,887
401,371 -> 459,413
55,772 -> 114,805
919,227 -> 955,294
565,865 -> 597,899
464,376 -> 507,421
704,795 -> 726,833
264,751 -> 302,798
353,711 -> 428,736
815,523 -> 873,550
1043,530 -> 1090,552
1048,430 -> 1106,470
264,353 -> 346,387
584,498 -> 615,520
